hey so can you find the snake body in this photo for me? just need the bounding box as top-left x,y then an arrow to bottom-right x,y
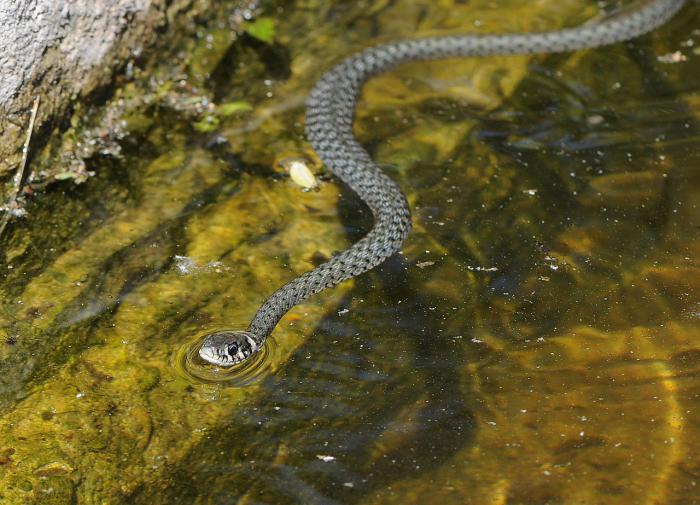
199,0 -> 686,367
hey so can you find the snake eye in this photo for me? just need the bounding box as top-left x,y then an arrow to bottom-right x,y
227,343 -> 239,357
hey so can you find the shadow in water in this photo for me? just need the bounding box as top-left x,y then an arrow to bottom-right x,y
130,188 -> 476,504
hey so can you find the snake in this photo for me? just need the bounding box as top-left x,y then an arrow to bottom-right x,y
198,0 -> 686,367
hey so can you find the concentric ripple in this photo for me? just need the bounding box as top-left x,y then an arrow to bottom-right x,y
174,331 -> 276,386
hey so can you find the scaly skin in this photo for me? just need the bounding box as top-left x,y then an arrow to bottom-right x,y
199,0 -> 686,367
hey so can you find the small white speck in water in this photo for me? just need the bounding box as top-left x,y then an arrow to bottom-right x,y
174,255 -> 197,274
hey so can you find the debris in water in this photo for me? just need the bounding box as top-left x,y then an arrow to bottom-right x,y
286,159 -> 319,190
657,51 -> 686,63
174,255 -> 197,274
467,265 -> 499,272
174,255 -> 230,275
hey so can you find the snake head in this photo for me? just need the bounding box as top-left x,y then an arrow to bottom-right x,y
198,330 -> 259,367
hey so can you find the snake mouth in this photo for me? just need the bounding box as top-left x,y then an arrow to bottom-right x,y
198,330 -> 259,367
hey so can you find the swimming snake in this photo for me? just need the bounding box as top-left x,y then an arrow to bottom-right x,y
198,0 -> 686,367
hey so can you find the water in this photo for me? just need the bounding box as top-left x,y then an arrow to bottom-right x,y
0,0 -> 699,503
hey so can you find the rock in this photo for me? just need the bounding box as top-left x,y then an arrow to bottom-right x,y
0,0 -> 250,194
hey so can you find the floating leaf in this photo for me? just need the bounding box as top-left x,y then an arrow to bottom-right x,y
243,18 -> 276,44
287,160 -> 318,189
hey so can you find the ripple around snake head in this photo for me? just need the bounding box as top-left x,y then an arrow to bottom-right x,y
174,330 -> 276,387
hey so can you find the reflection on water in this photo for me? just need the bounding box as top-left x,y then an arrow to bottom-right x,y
0,0 -> 699,503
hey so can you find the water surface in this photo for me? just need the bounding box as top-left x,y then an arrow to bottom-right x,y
0,0 -> 699,503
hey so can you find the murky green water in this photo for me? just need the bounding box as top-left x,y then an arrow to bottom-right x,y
1,0 -> 699,503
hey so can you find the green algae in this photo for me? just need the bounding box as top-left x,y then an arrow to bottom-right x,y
1,0 -> 700,504
243,17 -> 277,44
0,162 -> 353,502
